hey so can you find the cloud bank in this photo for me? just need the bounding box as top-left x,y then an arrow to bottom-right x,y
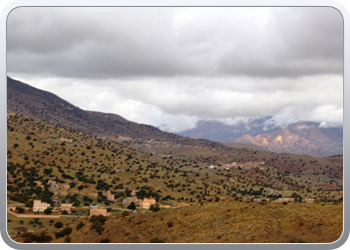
7,7 -> 343,132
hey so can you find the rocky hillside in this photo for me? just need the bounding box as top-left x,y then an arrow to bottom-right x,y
179,119 -> 342,157
235,122 -> 343,157
7,77 -> 229,150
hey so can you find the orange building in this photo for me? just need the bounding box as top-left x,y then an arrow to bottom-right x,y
90,208 -> 110,217
59,138 -> 73,143
107,190 -> 115,201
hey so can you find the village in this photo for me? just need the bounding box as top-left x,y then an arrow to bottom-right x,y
7,174 -> 316,223
7,177 -> 194,221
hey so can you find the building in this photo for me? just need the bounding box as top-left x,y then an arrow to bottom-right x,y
304,198 -> 314,203
50,183 -> 61,190
33,200 -> 50,212
90,208 -> 110,217
61,203 -> 72,211
275,198 -> 294,203
59,138 -> 73,143
139,198 -> 156,209
107,190 -> 115,201
122,197 -> 138,207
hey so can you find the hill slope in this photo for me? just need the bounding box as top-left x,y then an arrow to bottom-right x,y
7,77 -> 229,150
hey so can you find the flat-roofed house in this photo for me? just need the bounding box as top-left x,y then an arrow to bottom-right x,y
33,200 -> 50,212
122,197 -> 138,207
139,198 -> 156,209
107,190 -> 115,201
61,203 -> 72,211
90,208 -> 110,217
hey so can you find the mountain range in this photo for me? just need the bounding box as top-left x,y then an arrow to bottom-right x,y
179,119 -> 343,157
7,76 -> 343,156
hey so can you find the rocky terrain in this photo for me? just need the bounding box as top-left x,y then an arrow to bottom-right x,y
179,119 -> 342,157
234,124 -> 343,157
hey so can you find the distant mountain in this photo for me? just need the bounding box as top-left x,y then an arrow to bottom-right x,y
235,121 -> 343,156
7,77 -> 230,150
179,119 -> 343,157
178,117 -> 279,142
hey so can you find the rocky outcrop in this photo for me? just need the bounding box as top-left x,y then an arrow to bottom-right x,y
235,127 -> 342,156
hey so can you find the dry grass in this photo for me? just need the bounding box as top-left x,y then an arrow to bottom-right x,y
48,202 -> 343,243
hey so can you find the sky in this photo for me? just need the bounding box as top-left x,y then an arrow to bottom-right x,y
7,7 -> 344,132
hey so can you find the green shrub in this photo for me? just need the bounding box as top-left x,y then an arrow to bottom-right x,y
44,208 -> 52,214
76,222 -> 85,230
55,227 -> 72,238
150,203 -> 160,212
90,215 -> 108,234
99,238 -> 111,243
54,221 -> 63,228
150,237 -> 165,243
22,231 -> 53,243
17,207 -> 25,213
127,202 -> 136,210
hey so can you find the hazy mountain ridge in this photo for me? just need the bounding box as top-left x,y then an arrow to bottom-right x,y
179,119 -> 342,157
179,117 -> 279,142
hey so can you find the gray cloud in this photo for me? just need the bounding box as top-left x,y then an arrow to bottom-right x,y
7,7 -> 344,132
218,7 -> 343,78
7,7 -> 343,79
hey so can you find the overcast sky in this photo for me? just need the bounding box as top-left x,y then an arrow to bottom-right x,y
7,7 -> 343,132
